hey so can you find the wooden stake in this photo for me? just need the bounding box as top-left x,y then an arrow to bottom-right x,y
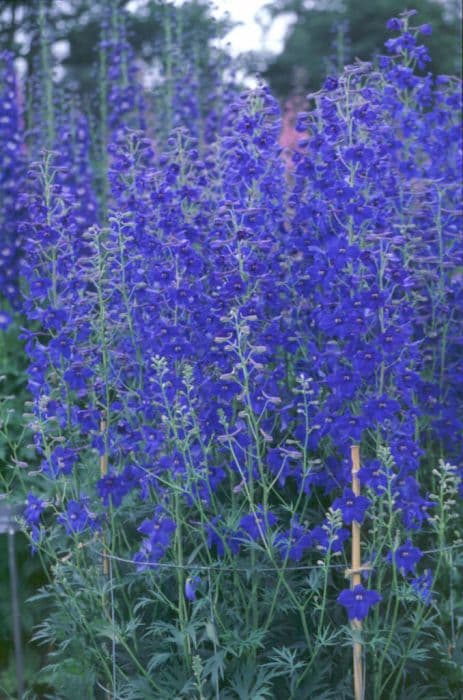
99,419 -> 111,700
351,445 -> 363,700
100,419 -> 109,576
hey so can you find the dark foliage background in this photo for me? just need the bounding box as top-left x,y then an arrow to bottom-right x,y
1,0 -> 461,99
262,0 -> 462,96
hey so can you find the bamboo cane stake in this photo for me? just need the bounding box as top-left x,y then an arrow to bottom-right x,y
100,419 -> 109,576
100,419 -> 112,699
351,444 -> 363,700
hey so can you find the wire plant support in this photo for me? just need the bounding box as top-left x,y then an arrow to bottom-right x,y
350,445 -> 364,700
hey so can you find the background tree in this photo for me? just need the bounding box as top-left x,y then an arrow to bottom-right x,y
0,0 -> 231,97
261,0 -> 462,97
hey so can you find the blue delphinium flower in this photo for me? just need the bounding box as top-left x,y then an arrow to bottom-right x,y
410,569 -> 433,604
239,506 -> 277,542
358,460 -> 388,494
394,477 -> 435,530
0,310 -> 12,331
185,576 -> 201,601
332,489 -> 371,525
387,539 -> 423,575
96,471 -> 120,506
275,518 -> 312,562
134,507 -> 176,570
57,499 -> 96,535
386,17 -> 403,32
323,76 -> 339,91
206,517 -> 241,557
42,446 -> 77,478
24,493 -> 45,542
419,23 -> 432,36
337,585 -> 382,621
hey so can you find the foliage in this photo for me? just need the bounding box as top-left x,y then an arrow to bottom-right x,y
0,0 -> 231,97
262,0 -> 462,96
